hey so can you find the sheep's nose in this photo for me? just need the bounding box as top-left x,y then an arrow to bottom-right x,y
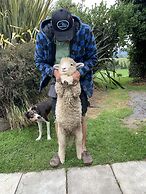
62,67 -> 66,71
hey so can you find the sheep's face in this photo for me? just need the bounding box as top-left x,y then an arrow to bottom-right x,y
54,57 -> 84,76
59,58 -> 77,75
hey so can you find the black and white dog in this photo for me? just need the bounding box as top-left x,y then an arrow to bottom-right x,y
25,100 -> 52,141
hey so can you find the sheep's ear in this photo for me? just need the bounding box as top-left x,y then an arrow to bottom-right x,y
53,64 -> 60,70
76,62 -> 84,68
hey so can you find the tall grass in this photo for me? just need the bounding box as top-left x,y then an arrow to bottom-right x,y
6,102 -> 30,130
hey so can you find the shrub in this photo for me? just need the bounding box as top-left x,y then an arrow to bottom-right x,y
0,42 -> 47,128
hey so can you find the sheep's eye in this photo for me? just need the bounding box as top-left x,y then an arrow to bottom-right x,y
70,63 -> 74,66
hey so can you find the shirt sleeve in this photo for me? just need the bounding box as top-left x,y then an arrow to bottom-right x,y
34,33 -> 54,77
78,27 -> 98,77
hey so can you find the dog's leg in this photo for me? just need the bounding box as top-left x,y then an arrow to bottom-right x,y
75,126 -> 83,160
46,121 -> 51,140
57,124 -> 66,164
36,121 -> 43,141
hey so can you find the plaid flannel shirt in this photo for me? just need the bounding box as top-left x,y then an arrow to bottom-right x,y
35,16 -> 97,97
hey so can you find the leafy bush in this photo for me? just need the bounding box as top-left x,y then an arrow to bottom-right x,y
0,42 -> 47,128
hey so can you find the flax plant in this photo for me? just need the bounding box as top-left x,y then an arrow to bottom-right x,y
0,33 -> 14,48
0,0 -> 52,41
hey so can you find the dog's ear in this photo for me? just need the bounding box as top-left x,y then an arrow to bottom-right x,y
31,106 -> 37,111
31,106 -> 41,115
24,112 -> 29,119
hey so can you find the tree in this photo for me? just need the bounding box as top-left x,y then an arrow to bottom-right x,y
119,0 -> 146,79
55,1 -> 122,68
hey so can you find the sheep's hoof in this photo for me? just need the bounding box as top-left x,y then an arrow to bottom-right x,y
59,156 -> 65,164
60,159 -> 65,164
63,81 -> 68,86
77,154 -> 82,160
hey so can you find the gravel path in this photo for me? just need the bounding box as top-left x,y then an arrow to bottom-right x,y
128,91 -> 146,119
122,91 -> 146,128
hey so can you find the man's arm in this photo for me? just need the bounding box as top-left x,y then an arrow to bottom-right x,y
34,33 -> 54,77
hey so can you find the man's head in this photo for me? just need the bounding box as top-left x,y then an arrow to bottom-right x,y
51,8 -> 74,42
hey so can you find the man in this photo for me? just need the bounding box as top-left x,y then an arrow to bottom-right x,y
35,8 -> 97,167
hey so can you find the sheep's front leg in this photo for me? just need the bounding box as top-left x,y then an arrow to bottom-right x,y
61,75 -> 74,85
55,82 -> 64,97
75,126 -> 83,160
57,124 -> 66,164
71,83 -> 81,98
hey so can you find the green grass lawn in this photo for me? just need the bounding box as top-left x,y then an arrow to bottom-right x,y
94,68 -> 131,89
96,68 -> 129,78
115,68 -> 129,77
1,74 -> 146,173
115,57 -> 130,64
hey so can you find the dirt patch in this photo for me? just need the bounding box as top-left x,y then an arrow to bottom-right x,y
87,87 -> 107,119
123,91 -> 146,129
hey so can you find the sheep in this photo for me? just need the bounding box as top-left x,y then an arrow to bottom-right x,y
54,57 -> 84,164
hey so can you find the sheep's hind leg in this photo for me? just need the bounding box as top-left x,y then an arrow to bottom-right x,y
75,127 -> 83,160
57,125 -> 66,164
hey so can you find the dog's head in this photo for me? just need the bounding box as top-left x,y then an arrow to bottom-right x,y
25,106 -> 42,122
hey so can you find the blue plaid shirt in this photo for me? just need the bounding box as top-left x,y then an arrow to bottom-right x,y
35,16 -> 97,97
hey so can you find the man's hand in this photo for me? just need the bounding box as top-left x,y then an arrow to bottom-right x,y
54,69 -> 61,81
72,70 -> 80,82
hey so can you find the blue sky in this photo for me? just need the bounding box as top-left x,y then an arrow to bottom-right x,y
72,0 -> 116,8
